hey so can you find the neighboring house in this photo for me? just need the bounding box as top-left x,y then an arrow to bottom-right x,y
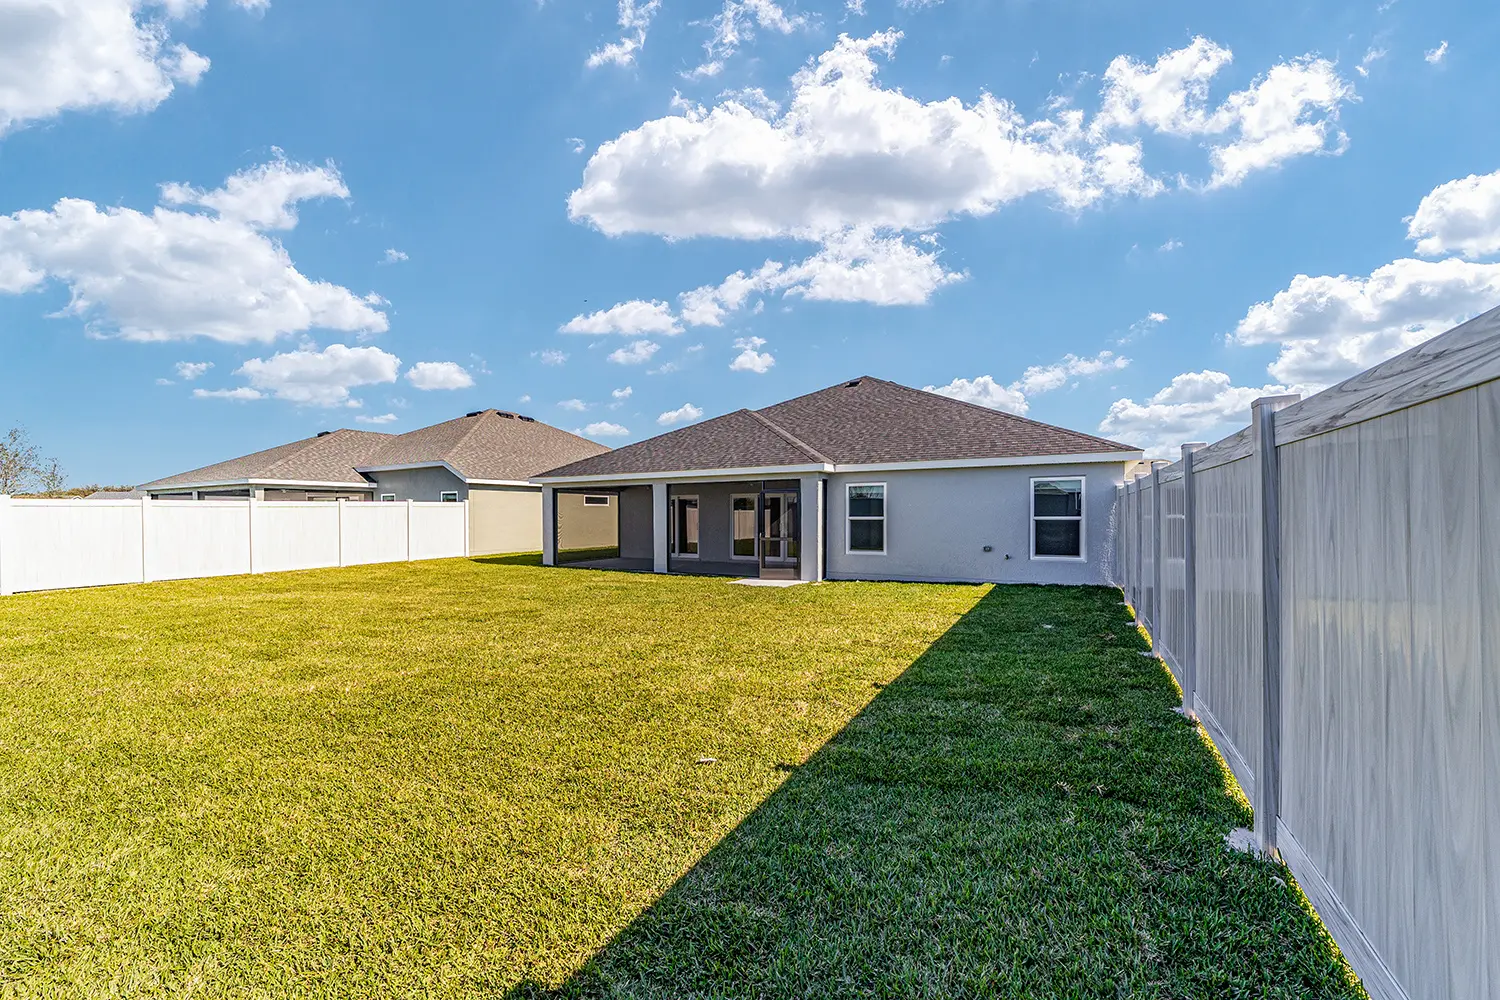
84,489 -> 146,500
534,376 -> 1143,584
139,410 -> 610,555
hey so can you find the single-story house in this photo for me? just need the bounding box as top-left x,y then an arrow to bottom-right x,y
533,376 -> 1143,584
139,410 -> 610,555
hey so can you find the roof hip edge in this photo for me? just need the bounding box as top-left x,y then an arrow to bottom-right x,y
744,408 -> 833,465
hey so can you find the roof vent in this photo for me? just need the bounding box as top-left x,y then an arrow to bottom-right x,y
316,430 -> 333,437
466,410 -> 486,418
844,379 -> 862,388
496,411 -> 515,419
518,415 -> 536,422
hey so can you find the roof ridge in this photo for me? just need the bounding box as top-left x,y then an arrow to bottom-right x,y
744,407 -> 833,465
434,410 -> 490,458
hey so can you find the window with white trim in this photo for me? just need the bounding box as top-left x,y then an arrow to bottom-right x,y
379,494 -> 396,502
1031,478 -> 1084,559
846,483 -> 886,553
439,491 -> 459,502
583,495 -> 610,506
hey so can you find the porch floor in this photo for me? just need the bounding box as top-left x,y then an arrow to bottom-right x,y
561,557 -> 767,579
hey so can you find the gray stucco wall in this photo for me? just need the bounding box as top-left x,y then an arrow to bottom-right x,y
618,486 -> 655,560
368,466 -> 467,501
556,492 -> 618,550
824,464 -> 1125,585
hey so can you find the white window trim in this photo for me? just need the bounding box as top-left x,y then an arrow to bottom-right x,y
439,490 -> 460,503
1030,476 -> 1086,561
583,495 -> 611,506
845,481 -> 887,555
379,494 -> 396,502
730,493 -> 758,561
670,494 -> 700,559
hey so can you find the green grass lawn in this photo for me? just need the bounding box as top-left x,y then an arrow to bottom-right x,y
0,557 -> 1361,998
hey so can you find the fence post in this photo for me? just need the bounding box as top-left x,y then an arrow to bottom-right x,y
406,499 -> 415,561
140,496 -> 151,584
1132,477 -> 1143,613
0,495 -> 11,596
1180,442 -> 1206,718
462,499 -> 471,558
247,496 -> 259,574
337,498 -> 346,568
1251,394 -> 1299,857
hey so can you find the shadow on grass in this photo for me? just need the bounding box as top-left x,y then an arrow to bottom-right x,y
505,585 -> 1362,1000
472,552 -> 544,567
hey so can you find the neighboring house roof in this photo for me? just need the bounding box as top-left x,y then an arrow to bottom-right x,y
86,489 -> 145,499
539,376 -> 1139,480
141,410 -> 611,491
358,409 -> 609,481
141,429 -> 393,490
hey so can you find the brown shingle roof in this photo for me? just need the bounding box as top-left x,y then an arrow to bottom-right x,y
539,376 -> 1137,479
361,410 -> 609,480
141,429 -> 392,489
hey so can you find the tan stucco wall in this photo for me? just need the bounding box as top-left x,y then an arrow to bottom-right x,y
469,485 -> 542,555
556,492 -> 618,550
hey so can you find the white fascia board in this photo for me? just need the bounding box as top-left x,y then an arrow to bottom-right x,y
532,463 -> 834,486
831,452 -> 1143,474
147,478 -> 376,492
466,479 -> 539,488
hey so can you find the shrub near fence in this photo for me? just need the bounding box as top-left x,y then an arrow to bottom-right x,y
0,497 -> 469,596
1115,303 -> 1500,1000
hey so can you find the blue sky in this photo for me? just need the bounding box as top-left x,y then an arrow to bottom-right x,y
2,0 -> 1498,484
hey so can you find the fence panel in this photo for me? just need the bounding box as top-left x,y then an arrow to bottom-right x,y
253,502 -> 342,574
1158,470 -> 1187,682
1139,478 -> 1156,629
144,500 -> 252,581
341,502 -> 411,566
4,500 -> 143,593
409,502 -> 467,561
1192,454 -> 1262,795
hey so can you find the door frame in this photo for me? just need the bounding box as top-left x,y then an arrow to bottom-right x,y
757,488 -> 800,580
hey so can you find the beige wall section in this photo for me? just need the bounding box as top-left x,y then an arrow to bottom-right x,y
468,485 -> 543,555
556,493 -> 618,550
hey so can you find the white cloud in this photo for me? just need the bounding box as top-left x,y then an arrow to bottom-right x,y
690,0 -> 807,76
405,361 -> 474,391
568,137 -> 586,154
611,385 -> 633,399
845,0 -> 864,13
897,0 -> 941,7
0,0 -> 215,136
236,343 -> 401,407
538,349 -> 568,366
1158,238 -> 1182,252
609,339 -> 660,365
1356,47 -> 1386,77
571,31 -> 1160,241
518,394 -> 532,403
356,412 -> 398,425
1234,257 -> 1500,387
558,398 -> 589,412
658,402 -> 704,425
729,336 -> 774,373
573,33 -> 1352,242
678,229 -> 964,326
925,375 -> 1028,414
0,157 -> 388,343
174,360 -> 212,380
1099,370 -> 1288,456
381,248 -> 409,264
193,386 -> 263,401
1425,41 -> 1448,64
159,154 -> 347,230
580,421 -> 630,438
586,0 -> 660,68
561,298 -> 681,335
1407,169 -> 1500,259
926,349 -> 1129,416
1093,37 -> 1356,189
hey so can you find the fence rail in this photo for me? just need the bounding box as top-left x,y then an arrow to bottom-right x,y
1114,303 -> 1500,1000
0,497 -> 469,596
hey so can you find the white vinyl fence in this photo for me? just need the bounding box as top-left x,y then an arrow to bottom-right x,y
1114,303 -> 1500,1000
0,497 -> 469,596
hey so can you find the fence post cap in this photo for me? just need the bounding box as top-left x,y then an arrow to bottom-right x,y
1250,393 -> 1301,412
